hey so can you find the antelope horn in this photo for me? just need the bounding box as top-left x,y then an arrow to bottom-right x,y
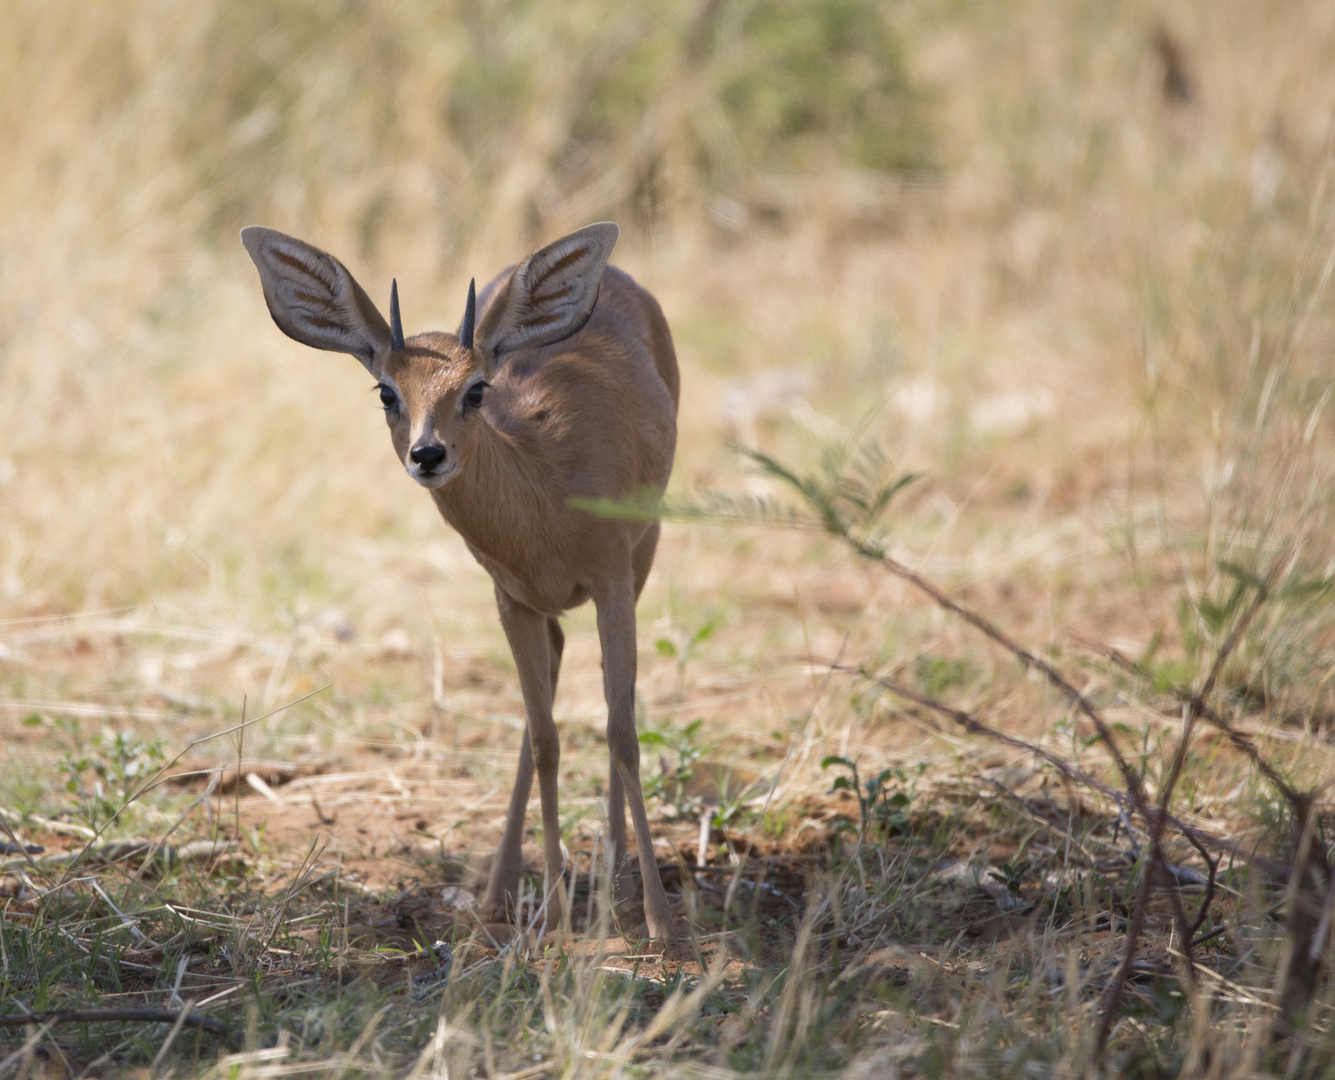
460,278 -> 476,350
389,279 -> 404,353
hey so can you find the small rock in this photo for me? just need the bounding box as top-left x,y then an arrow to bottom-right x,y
440,885 -> 476,909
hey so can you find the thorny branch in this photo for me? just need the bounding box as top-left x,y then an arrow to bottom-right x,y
1081,634 -> 1299,804
721,445 -> 1319,1066
1094,553 -> 1291,1063
841,667 -> 1285,876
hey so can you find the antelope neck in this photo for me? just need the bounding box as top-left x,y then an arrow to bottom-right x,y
431,415 -> 552,571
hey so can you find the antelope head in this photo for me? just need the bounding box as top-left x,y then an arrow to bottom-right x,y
240,223 -> 620,489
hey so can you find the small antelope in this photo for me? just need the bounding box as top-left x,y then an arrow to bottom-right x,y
241,222 -> 678,940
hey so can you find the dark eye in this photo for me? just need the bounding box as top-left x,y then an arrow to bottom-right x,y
377,384 -> 398,411
464,381 -> 488,412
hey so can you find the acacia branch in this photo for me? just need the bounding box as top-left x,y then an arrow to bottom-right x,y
843,667 -> 1284,875
1093,555 -> 1287,1064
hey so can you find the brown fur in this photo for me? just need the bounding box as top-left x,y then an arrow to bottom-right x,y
241,223 -> 679,939
386,268 -> 677,613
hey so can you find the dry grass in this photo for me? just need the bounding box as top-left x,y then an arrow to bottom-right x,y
3,0 -> 1335,1076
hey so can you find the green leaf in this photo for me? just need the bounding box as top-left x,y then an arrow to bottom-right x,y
566,487 -> 665,522
1277,573 -> 1334,602
1218,560 -> 1265,592
1197,598 -> 1228,635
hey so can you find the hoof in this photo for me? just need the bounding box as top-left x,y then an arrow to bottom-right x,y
476,889 -> 512,925
646,913 -> 678,943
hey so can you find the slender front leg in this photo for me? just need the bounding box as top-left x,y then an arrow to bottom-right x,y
595,576 -> 677,941
479,609 -> 567,921
480,728 -> 534,919
494,591 -> 568,928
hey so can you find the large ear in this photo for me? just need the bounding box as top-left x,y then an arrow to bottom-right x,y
474,222 -> 618,364
240,226 -> 391,374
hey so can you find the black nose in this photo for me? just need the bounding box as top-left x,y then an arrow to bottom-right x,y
410,443 -> 446,470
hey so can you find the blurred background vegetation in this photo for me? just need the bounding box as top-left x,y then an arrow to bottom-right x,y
1,0 -> 1334,719
0,0 -> 939,619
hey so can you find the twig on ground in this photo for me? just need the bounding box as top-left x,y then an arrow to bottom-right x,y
0,839 -> 241,875
0,813 -> 47,883
0,1020 -> 57,1076
0,807 -> 95,839
0,1009 -> 226,1037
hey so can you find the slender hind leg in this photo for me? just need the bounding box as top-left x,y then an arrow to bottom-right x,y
596,557 -> 676,941
608,524 -> 661,901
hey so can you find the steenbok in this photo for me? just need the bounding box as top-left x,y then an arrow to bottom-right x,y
241,222 -> 678,941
